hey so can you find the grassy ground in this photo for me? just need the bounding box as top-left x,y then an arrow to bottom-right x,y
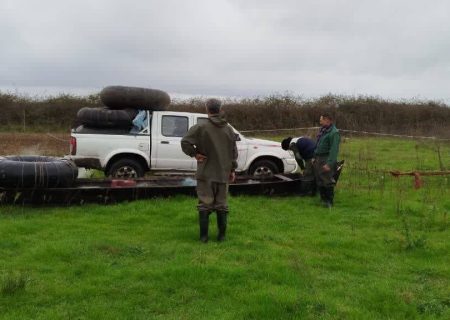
0,137 -> 449,319
0,133 -> 69,157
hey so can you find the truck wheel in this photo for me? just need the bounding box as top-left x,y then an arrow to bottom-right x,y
107,158 -> 145,178
249,160 -> 279,177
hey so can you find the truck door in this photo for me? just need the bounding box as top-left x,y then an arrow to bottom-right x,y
194,116 -> 248,172
153,113 -> 194,170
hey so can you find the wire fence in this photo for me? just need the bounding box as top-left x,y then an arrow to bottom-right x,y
240,127 -> 450,141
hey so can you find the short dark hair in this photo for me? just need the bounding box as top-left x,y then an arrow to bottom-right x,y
205,98 -> 222,114
321,113 -> 334,121
281,137 -> 292,150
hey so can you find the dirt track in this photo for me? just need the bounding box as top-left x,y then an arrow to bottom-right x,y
0,133 -> 70,156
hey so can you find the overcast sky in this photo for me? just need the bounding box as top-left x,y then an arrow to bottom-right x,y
1,0 -> 449,102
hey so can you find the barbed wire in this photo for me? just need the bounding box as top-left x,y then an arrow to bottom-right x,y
240,127 -> 320,133
35,127 -> 450,142
45,133 -> 68,142
240,127 -> 450,141
338,129 -> 450,141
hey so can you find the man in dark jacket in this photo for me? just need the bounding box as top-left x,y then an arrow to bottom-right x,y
181,99 -> 238,243
314,113 -> 340,208
281,136 -> 316,179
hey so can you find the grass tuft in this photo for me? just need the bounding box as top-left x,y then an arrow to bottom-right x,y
1,272 -> 28,295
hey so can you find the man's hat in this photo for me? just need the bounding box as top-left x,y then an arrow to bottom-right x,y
281,137 -> 292,150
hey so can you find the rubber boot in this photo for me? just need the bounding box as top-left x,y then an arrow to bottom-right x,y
328,187 -> 335,206
216,211 -> 228,242
199,211 -> 210,243
319,187 -> 327,203
310,182 -> 317,197
323,187 -> 334,208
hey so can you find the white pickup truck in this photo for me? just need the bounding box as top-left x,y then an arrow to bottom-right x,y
67,111 -> 297,178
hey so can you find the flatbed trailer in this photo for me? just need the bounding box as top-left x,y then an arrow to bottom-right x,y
0,174 -> 314,206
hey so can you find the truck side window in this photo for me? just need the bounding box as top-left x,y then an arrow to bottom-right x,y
197,118 -> 208,125
162,116 -> 189,137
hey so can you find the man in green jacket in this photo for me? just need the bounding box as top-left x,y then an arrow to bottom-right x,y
314,113 -> 340,208
181,99 -> 238,243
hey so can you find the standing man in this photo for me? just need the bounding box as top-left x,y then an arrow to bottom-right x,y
181,98 -> 238,243
281,136 -> 316,180
314,113 -> 340,208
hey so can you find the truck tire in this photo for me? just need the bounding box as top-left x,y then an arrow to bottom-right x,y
73,125 -> 131,135
0,156 -> 78,188
107,158 -> 145,178
100,86 -> 171,110
248,159 -> 280,177
77,107 -> 138,129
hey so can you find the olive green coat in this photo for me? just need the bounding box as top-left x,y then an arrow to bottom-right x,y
181,115 -> 238,183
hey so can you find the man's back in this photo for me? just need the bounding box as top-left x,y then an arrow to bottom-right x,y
292,137 -> 316,160
181,114 -> 238,182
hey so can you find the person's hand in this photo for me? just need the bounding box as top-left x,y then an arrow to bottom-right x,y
229,171 -> 236,183
322,164 -> 331,172
195,153 -> 207,162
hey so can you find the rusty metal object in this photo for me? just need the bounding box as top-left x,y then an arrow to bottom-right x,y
389,170 -> 450,189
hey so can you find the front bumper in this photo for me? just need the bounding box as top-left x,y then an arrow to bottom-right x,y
283,158 -> 298,173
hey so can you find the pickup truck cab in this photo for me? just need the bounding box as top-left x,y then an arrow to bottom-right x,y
68,111 -> 297,178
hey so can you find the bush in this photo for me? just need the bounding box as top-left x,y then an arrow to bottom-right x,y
1,92 -> 449,138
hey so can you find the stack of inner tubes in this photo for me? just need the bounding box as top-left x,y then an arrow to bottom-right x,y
77,86 -> 171,129
0,156 -> 78,189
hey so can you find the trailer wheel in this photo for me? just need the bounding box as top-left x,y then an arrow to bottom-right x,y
248,159 -> 280,177
107,158 -> 144,178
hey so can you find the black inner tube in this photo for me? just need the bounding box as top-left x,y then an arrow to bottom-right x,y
100,86 -> 171,110
0,156 -> 78,188
76,107 -> 138,129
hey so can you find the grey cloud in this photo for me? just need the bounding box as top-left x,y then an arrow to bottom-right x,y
0,0 -> 449,101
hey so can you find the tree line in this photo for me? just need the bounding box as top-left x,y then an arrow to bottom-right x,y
0,92 -> 449,138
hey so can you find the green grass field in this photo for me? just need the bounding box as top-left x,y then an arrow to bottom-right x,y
1,137 -> 449,319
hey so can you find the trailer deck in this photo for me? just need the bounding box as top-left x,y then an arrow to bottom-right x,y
0,174 -> 314,206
